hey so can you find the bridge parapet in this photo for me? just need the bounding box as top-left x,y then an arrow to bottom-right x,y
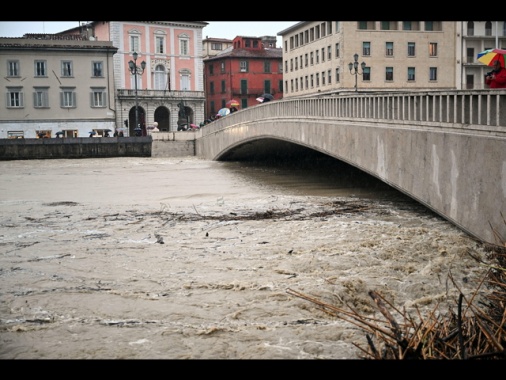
201,90 -> 506,138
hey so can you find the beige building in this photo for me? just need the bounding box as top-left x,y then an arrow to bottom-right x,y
278,21 -> 458,97
0,35 -> 118,139
202,37 -> 233,59
459,21 -> 506,89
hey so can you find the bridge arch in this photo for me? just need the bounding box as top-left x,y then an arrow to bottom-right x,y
196,90 -> 506,247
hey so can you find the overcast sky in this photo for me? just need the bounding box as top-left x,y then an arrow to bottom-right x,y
0,21 -> 298,46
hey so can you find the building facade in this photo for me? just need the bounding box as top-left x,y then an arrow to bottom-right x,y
203,35 -> 283,119
278,21 -> 459,97
459,21 -> 506,89
202,37 -> 233,60
60,21 -> 208,134
0,35 -> 118,139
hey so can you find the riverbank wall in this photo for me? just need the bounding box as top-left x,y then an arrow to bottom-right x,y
0,132 -> 196,160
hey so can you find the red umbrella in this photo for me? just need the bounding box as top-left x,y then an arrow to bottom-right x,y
226,99 -> 240,108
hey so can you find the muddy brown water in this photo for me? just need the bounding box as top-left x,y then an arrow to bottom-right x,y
0,157 -> 489,359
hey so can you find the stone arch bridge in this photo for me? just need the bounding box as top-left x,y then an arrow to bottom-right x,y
194,90 -> 506,247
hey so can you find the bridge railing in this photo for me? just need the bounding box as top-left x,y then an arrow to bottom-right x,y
200,90 -> 506,137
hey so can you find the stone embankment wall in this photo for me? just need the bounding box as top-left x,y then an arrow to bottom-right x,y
0,132 -> 197,160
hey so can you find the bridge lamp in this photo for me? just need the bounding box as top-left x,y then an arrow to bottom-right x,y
348,53 -> 366,92
128,52 -> 146,136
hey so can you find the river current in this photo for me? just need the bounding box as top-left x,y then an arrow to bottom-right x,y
0,156 -> 489,359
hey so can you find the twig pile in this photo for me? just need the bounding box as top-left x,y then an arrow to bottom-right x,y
287,237 -> 506,359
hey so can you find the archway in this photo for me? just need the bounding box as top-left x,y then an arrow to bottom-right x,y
129,107 -> 146,136
154,106 -> 170,132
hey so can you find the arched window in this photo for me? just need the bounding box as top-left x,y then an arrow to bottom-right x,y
154,64 -> 167,90
485,21 -> 492,36
467,21 -> 474,36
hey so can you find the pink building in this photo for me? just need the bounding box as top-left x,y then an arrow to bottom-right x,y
61,21 -> 207,134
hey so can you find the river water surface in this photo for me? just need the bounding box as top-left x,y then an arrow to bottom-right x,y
0,157 -> 490,359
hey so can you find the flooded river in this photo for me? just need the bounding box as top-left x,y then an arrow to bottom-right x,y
0,156 -> 489,359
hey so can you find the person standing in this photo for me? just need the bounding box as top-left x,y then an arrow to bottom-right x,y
485,60 -> 506,88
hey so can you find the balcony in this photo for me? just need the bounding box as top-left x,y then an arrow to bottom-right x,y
117,89 -> 205,100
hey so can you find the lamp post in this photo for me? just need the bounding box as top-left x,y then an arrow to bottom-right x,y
128,52 -> 146,136
348,53 -> 366,92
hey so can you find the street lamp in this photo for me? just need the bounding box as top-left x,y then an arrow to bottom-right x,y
128,52 -> 146,136
348,53 -> 366,92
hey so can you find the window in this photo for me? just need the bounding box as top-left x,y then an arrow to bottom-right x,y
279,80 -> 283,92
385,67 -> 393,81
290,58 -> 293,71
264,80 -> 271,94
211,42 -> 223,50
363,67 -> 370,81
240,61 -> 249,72
310,74 -> 314,88
180,38 -> 189,56
315,49 -> 319,64
403,21 -> 412,30
485,21 -> 492,36
295,57 -> 298,70
328,46 -> 332,60
335,43 -> 340,58
264,61 -> 271,73
60,87 -> 76,108
363,42 -> 371,56
335,68 -> 340,83
91,87 -> 107,107
240,79 -> 247,95
408,67 -> 415,81
295,78 -> 298,91
381,21 -> 391,30
300,76 -> 303,90
7,87 -> 24,108
156,36 -> 165,54
154,64 -> 167,90
180,70 -> 190,90
467,21 -> 474,36
285,60 -> 288,73
305,76 -> 308,88
358,21 -> 367,30
429,67 -> 437,81
310,52 -> 314,65
425,21 -> 433,31
34,60 -> 46,77
386,42 -> 393,56
221,80 -> 226,93
429,43 -> 438,57
305,53 -> 308,67
328,70 -> 331,84
466,47 -> 475,64
209,64 -> 214,75
33,87 -> 49,108
321,48 -> 325,62
8,60 -> 19,77
316,73 -> 319,87
62,61 -> 73,77
408,42 -> 416,57
221,62 -> 225,73
130,35 -> 140,53
92,61 -> 103,77
210,82 -> 215,95
321,71 -> 325,85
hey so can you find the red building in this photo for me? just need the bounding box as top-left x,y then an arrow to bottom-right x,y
203,35 -> 283,119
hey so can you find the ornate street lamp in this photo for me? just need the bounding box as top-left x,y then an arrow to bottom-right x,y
348,53 -> 366,92
128,52 -> 146,136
